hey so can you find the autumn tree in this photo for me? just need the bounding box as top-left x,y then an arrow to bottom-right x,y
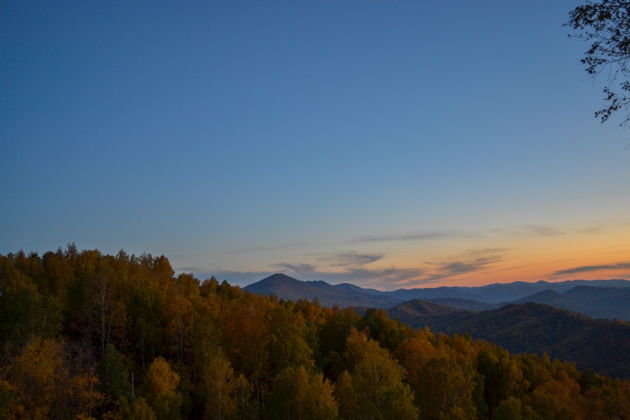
0,255 -> 62,350
143,357 -> 182,420
336,329 -> 418,420
477,349 -> 525,416
219,295 -> 270,407
5,337 -> 102,419
359,309 -> 411,353
318,307 -> 361,379
199,352 -> 251,420
267,304 -> 314,376
266,365 -> 338,420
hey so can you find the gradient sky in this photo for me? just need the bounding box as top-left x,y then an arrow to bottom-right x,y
2,1 -> 630,290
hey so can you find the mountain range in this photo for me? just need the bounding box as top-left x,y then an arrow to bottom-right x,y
244,273 -> 630,320
244,274 -> 630,377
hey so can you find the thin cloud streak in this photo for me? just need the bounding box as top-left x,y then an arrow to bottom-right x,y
349,230 -> 480,243
553,261 -> 630,276
347,223 -> 587,245
273,262 -> 317,273
413,250 -> 505,284
523,225 -> 566,237
269,261 -> 424,288
319,252 -> 383,268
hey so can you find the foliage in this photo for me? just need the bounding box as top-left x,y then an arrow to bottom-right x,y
266,365 -> 338,420
0,246 -> 629,419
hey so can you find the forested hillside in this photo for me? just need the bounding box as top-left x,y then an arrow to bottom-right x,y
1,247 -> 629,419
388,300 -> 630,378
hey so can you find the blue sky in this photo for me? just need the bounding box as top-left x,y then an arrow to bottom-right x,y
2,1 -> 630,289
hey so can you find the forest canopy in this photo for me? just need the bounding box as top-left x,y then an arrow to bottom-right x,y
0,246 -> 629,419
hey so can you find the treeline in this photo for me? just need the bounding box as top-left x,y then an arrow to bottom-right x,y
0,246 -> 629,419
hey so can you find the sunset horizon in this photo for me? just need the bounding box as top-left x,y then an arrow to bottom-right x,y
2,1 -> 630,418
3,2 -> 629,293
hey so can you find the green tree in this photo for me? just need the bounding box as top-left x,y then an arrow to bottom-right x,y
267,365 -> 338,420
337,329 -> 418,420
0,258 -> 62,349
267,304 -> 314,375
477,349 -> 524,416
360,309 -> 410,353
318,307 -> 361,379
412,357 -> 477,419
200,352 -> 250,420
100,344 -> 132,399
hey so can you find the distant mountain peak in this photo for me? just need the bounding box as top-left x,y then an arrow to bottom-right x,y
243,274 -> 403,308
243,273 -> 303,295
261,272 -> 299,282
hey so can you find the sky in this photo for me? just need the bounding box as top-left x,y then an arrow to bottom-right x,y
2,1 -> 630,290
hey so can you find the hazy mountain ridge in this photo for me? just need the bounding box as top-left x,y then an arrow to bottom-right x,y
515,286 -> 630,320
245,274 -> 630,320
385,279 -> 630,304
244,273 -> 403,308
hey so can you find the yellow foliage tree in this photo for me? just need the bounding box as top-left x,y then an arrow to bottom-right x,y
5,337 -> 103,419
144,357 -> 182,420
200,352 -> 250,420
267,365 -> 338,420
337,329 -> 418,420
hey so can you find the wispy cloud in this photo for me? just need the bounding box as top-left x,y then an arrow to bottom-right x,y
175,266 -> 202,273
349,230 -> 480,243
492,224 -> 601,238
467,248 -> 509,256
417,249 -> 504,283
552,261 -> 630,276
272,259 -> 423,287
319,252 -> 383,268
221,241 -> 307,255
273,262 -> 317,273
523,225 -> 565,237
576,224 -> 607,234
